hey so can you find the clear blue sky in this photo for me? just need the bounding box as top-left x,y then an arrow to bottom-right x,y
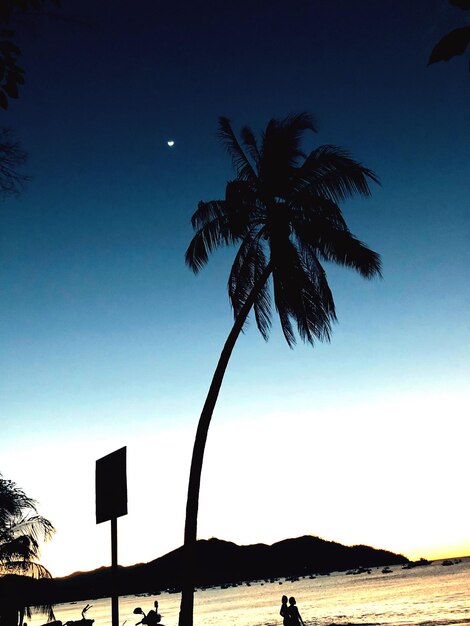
1,0 -> 469,576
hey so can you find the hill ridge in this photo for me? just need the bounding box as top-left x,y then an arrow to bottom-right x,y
2,535 -> 409,605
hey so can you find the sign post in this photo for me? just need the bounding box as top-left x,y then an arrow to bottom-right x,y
96,447 -> 128,626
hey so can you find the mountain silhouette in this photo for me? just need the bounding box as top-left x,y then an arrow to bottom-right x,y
2,535 -> 409,605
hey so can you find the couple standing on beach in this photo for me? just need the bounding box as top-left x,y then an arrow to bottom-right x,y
280,596 -> 305,626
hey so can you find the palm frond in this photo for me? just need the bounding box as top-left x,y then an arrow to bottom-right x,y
252,247 -> 272,341
228,231 -> 257,314
186,201 -> 239,273
190,199 -> 227,230
0,478 -> 38,523
240,126 -> 261,170
228,227 -> 265,313
218,117 -> 257,183
0,534 -> 39,562
10,515 -> 55,544
263,113 -> 317,166
277,112 -> 318,141
227,228 -> 272,339
271,238 -> 334,347
294,217 -> 381,279
291,193 -> 382,279
271,270 -> 296,347
23,603 -> 56,623
300,246 -> 336,321
295,145 -> 379,203
321,231 -> 381,279
30,604 -> 56,621
289,194 -> 348,230
0,559 -> 52,579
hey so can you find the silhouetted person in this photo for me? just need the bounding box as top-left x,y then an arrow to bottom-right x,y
280,595 -> 290,626
288,597 -> 305,626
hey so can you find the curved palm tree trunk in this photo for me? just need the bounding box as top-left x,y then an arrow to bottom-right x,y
178,263 -> 272,626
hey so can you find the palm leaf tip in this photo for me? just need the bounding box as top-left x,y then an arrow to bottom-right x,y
370,251 -> 382,278
354,246 -> 382,279
217,116 -> 257,182
185,237 -> 206,273
281,112 -> 318,134
363,165 -> 381,188
240,126 -> 261,168
345,242 -> 382,280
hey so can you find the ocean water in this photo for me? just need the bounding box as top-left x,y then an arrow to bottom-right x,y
28,557 -> 470,626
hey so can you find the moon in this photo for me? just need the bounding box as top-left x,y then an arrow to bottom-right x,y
167,140 -> 175,147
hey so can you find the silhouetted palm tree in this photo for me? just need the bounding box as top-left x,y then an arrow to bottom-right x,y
178,113 -> 382,626
0,475 -> 55,625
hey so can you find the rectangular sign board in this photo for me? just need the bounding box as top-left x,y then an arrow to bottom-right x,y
96,446 -> 128,524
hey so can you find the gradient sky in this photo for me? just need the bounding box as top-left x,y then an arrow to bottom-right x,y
1,0 -> 469,577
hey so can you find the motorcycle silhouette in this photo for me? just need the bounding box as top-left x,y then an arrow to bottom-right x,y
133,602 -> 163,626
42,604 -> 94,626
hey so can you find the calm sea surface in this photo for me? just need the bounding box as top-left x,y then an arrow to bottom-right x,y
29,557 -> 470,626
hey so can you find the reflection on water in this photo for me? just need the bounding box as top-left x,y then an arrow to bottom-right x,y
28,557 -> 470,626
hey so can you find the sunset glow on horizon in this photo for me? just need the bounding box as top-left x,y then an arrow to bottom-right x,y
2,387 -> 468,577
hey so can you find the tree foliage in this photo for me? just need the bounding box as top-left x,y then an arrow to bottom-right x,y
428,0 -> 470,68
186,113 -> 381,348
0,2 -> 62,198
0,473 -> 55,579
0,127 -> 29,197
0,0 -> 60,109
